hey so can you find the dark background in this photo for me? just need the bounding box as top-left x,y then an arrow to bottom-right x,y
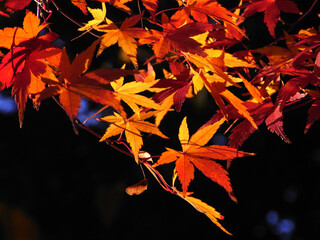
0,0 -> 319,240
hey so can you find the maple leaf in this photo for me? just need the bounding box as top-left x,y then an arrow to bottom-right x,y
174,0 -> 244,38
151,63 -> 193,112
0,11 -> 60,127
110,77 -> 162,117
154,117 -> 254,198
139,13 -> 214,59
175,190 -> 231,235
0,10 -> 49,49
71,0 -> 88,15
242,0 -> 301,37
78,2 -> 109,31
98,111 -> 168,163
40,41 -> 136,124
95,13 -> 146,66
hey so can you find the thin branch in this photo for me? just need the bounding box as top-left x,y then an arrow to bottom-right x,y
50,0 -> 101,38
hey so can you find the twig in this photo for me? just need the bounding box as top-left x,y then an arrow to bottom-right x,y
50,0 -> 101,39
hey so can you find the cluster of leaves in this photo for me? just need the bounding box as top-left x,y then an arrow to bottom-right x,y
0,0 -> 319,234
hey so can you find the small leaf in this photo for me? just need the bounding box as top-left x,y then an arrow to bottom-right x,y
126,178 -> 148,195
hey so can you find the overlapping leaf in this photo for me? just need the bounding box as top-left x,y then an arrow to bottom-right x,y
98,111 -> 168,163
40,40 -> 137,122
0,11 -> 60,126
110,76 -> 162,117
154,117 -> 254,198
242,0 -> 301,37
94,12 -> 146,66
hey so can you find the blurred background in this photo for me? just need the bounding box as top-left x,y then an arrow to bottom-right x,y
0,0 -> 319,239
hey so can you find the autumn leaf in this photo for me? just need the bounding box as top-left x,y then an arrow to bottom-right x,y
95,12 -> 146,66
242,0 -> 301,37
0,11 -> 60,127
110,77 -> 162,117
154,117 -> 254,198
40,41 -> 137,123
0,10 -> 49,49
140,13 -> 214,59
175,190 -> 231,235
78,2 -> 109,31
174,0 -> 244,38
98,111 -> 168,163
151,63 -> 193,112
126,178 -> 148,195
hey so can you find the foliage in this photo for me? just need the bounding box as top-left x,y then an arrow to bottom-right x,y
0,0 -> 319,234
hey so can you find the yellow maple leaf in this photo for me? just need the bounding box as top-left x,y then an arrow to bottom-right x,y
98,112 -> 168,163
175,190 -> 232,235
110,77 -> 162,117
78,3 -> 111,32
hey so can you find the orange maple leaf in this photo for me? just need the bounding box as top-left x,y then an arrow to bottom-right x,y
0,11 -> 60,127
95,12 -> 146,66
40,40 -> 136,123
0,10 -> 49,49
173,0 -> 244,38
154,117 -> 254,199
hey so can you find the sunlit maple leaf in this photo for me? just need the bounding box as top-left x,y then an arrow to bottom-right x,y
96,13 -> 146,66
175,189 -> 231,235
78,2 -> 110,32
174,0 -> 244,38
0,11 -> 60,127
110,77 -> 162,117
98,111 -> 168,163
242,0 -> 301,37
154,117 -> 254,198
40,41 -> 136,124
0,10 -> 49,49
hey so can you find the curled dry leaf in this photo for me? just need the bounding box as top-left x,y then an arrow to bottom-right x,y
125,178 -> 148,196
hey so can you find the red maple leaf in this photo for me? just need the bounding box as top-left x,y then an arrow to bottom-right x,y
152,62 -> 193,112
242,0 -> 301,37
1,0 -> 32,12
140,13 -> 214,59
0,11 -> 60,127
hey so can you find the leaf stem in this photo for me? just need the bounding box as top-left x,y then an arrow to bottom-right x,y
74,118 -> 134,159
50,0 -> 101,38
